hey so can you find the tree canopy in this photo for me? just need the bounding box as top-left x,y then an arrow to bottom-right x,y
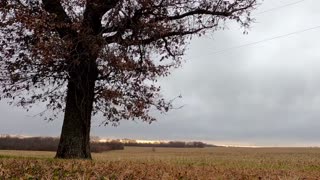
0,0 -> 257,158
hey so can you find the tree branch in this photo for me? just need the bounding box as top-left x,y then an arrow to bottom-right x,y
83,0 -> 119,35
106,26 -> 213,46
102,0 -> 256,46
42,0 -> 76,38
42,0 -> 70,23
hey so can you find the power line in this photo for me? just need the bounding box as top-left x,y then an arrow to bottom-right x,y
188,0 -> 311,57
209,25 -> 320,55
202,0 -> 312,56
255,0 -> 308,15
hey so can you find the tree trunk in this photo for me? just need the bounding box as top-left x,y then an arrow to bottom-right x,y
55,59 -> 98,159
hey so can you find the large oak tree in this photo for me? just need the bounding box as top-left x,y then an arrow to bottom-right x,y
0,0 -> 257,159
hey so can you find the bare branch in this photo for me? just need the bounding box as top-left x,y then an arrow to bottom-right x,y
42,0 -> 76,38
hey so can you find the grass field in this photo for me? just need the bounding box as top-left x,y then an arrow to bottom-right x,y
1,146 -> 320,179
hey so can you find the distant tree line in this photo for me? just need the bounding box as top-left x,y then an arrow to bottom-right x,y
0,136 -> 215,152
123,140 -> 214,148
0,136 -> 123,152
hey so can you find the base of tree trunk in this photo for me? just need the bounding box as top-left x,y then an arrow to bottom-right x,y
55,136 -> 92,159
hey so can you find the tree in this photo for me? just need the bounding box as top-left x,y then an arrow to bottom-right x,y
0,0 -> 257,159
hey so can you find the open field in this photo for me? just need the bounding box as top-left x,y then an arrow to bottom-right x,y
1,147 -> 320,179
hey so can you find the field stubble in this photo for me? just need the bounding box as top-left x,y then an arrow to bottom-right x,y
1,147 -> 320,179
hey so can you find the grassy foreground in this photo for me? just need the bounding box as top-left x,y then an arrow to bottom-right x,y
1,147 -> 320,179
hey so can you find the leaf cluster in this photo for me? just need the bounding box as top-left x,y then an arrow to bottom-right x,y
0,0 -> 257,124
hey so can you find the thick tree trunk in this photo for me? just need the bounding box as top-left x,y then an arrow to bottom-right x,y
55,59 -> 98,159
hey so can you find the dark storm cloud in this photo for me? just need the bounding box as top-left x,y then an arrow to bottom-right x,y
1,0 -> 320,146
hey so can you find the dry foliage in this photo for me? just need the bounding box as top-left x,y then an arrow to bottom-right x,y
1,147 -> 320,179
0,0 -> 257,124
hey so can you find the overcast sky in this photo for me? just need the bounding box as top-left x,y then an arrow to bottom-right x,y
1,0 -> 320,147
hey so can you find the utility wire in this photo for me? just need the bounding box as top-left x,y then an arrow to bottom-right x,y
209,25 -> 320,55
255,0 -> 308,15
200,0 -> 312,56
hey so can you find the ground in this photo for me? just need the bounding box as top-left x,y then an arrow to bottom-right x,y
0,147 -> 320,179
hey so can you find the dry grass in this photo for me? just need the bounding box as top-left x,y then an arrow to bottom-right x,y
1,147 -> 320,179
